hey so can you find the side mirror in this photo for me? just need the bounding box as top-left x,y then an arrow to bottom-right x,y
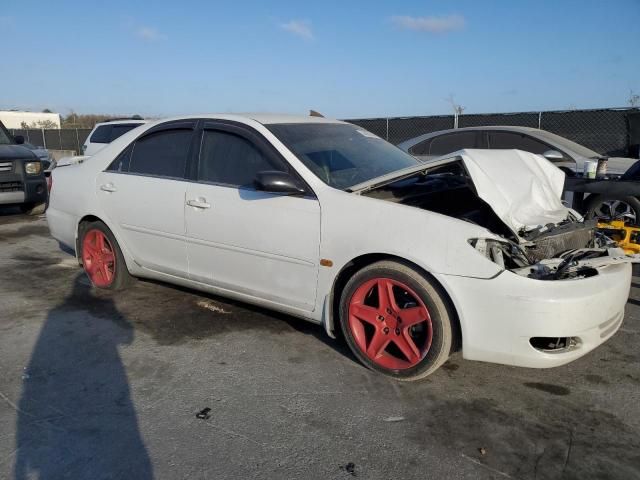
14,135 -> 25,145
542,149 -> 564,160
254,171 -> 306,195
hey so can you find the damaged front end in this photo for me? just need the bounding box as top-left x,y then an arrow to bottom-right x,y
359,149 -> 639,280
468,229 -> 626,280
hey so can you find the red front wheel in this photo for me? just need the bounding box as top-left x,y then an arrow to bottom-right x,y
339,261 -> 453,380
80,221 -> 132,290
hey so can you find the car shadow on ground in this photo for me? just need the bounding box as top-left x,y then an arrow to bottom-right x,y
137,277 -> 358,363
14,275 -> 154,479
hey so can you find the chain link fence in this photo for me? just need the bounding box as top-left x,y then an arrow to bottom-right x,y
9,128 -> 92,154
347,107 -> 640,157
7,107 -> 639,157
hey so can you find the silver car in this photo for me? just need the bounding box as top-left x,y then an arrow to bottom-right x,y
398,126 -> 635,175
398,126 -> 640,223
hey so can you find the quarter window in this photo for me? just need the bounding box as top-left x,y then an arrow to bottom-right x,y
128,129 -> 192,178
198,130 -> 285,187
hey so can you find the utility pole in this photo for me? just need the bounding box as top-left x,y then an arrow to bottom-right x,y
445,94 -> 465,128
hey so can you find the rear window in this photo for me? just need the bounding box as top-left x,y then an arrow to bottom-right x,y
90,125 -> 111,144
110,124 -> 140,142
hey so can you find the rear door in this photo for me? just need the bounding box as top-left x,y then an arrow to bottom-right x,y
97,121 -> 196,277
184,121 -> 321,311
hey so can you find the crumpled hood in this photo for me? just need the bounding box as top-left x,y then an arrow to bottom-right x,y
455,149 -> 569,235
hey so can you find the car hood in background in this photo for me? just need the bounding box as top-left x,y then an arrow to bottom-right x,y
0,145 -> 38,160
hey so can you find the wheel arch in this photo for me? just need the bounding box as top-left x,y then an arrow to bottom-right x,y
75,214 -> 135,272
327,253 -> 462,353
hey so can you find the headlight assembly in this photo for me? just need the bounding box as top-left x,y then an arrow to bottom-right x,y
25,161 -> 42,175
468,238 -> 529,269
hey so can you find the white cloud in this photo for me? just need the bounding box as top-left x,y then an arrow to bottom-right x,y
280,20 -> 313,40
391,14 -> 465,34
136,26 -> 165,42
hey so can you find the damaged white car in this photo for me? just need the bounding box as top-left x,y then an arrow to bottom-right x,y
46,115 -> 635,380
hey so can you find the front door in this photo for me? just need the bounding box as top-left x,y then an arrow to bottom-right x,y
185,123 -> 320,311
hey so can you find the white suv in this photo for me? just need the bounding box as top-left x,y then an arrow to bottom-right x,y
83,119 -> 147,155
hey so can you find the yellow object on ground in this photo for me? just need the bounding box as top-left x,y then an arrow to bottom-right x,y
597,220 -> 640,254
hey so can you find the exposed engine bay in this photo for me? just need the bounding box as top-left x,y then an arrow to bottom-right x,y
361,151 -> 636,280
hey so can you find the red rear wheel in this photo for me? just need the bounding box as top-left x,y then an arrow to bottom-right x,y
82,229 -> 116,287
348,278 -> 433,370
339,260 -> 452,380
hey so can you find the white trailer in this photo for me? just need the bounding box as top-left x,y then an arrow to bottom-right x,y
0,111 -> 61,129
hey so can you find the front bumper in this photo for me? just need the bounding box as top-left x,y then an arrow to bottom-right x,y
437,262 -> 631,368
0,174 -> 47,206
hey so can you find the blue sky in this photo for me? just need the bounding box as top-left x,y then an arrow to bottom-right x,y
2,0 -> 639,118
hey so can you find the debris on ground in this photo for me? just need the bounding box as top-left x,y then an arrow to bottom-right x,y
195,408 -> 211,420
339,462 -> 357,476
383,416 -> 405,422
478,447 -> 487,456
196,300 -> 230,314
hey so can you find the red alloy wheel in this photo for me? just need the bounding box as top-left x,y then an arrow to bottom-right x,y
348,278 -> 433,370
82,229 -> 116,287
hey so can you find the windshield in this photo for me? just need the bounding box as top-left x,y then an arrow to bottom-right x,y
0,125 -> 13,145
267,123 -> 419,189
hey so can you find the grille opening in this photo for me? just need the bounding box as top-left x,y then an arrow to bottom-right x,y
530,336 -> 579,352
0,181 -> 23,192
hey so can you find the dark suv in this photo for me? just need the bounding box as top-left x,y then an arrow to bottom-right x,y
0,121 -> 48,214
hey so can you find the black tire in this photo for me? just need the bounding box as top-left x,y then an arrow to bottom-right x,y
19,202 -> 45,215
585,195 -> 640,225
339,260 -> 453,381
79,220 -> 133,290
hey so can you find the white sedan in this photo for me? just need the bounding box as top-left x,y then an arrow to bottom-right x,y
46,114 -> 634,380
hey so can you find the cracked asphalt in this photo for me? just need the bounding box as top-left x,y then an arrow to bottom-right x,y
1,208 -> 639,479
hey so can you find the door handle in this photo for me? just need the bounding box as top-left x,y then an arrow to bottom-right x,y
100,183 -> 117,193
186,198 -> 211,209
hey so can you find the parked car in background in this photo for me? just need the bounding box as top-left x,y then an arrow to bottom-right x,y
22,142 -> 52,170
47,114 -> 635,380
398,126 -> 640,223
0,122 -> 48,214
83,119 -> 147,155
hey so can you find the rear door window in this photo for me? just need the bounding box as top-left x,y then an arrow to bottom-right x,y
487,132 -> 550,154
90,125 -> 112,144
128,129 -> 193,178
429,131 -> 478,156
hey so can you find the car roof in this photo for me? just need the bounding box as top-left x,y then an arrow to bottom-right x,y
138,113 -> 345,127
397,125 -> 540,149
95,119 -> 148,127
396,125 -> 600,158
